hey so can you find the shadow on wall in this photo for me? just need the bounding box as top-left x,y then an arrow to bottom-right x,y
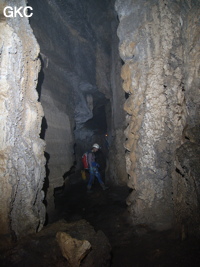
36,54 -> 44,101
37,54 -> 48,140
35,54 -> 50,224
54,164 -> 77,198
40,116 -> 48,140
43,152 -> 50,225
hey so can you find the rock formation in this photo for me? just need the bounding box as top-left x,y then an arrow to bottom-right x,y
56,232 -> 91,267
0,0 -> 46,240
116,0 -> 200,233
0,0 -> 199,242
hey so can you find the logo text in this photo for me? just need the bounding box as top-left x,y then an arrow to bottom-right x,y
3,6 -> 33,18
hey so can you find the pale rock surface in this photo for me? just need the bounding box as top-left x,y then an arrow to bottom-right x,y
0,0 -> 46,241
116,0 -> 200,233
56,231 -> 91,267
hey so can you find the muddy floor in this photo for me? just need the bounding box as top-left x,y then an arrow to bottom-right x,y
1,173 -> 200,267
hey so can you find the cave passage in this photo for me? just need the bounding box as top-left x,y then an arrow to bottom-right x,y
1,0 -> 200,266
28,0 -> 128,222
27,0 -> 200,265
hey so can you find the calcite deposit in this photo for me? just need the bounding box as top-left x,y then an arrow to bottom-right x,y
0,0 -> 199,242
0,0 -> 46,240
116,0 -> 200,232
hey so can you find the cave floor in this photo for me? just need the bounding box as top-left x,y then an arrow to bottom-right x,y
53,176 -> 200,267
1,174 -> 200,267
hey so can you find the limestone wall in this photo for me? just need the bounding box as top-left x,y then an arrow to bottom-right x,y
173,3 -> 200,235
28,0 -> 76,218
0,0 -> 46,239
116,0 -> 200,231
107,7 -> 127,185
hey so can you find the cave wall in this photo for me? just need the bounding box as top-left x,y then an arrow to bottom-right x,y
0,0 -> 198,241
0,0 -> 46,240
116,0 -> 200,232
172,3 -> 200,235
107,5 -> 127,185
29,0 -> 78,217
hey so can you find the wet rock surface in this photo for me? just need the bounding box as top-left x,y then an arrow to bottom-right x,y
1,174 -> 200,266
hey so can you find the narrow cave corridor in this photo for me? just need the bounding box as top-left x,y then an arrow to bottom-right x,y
27,0 -> 127,221
0,0 -> 200,266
